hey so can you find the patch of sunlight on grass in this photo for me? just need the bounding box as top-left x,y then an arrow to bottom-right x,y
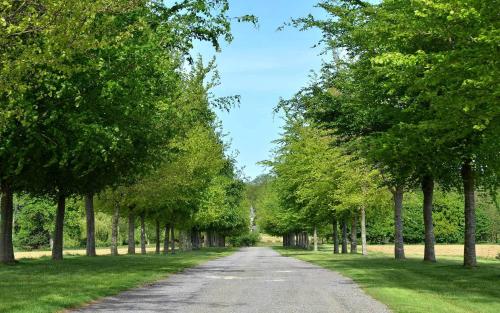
0,248 -> 234,313
275,246 -> 500,313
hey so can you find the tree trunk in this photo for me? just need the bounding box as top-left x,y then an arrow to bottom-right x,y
313,227 -> 318,252
85,193 -> 96,257
52,194 -> 66,261
140,213 -> 146,254
422,175 -> 436,262
351,213 -> 357,254
163,224 -> 170,254
333,215 -> 339,254
128,212 -> 135,254
0,183 -> 15,264
191,229 -> 200,250
393,186 -> 405,259
110,203 -> 120,256
170,224 -> 175,254
341,218 -> 348,254
361,206 -> 367,256
155,220 -> 160,254
462,160 -> 477,267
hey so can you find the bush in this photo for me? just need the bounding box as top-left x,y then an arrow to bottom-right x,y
229,232 -> 260,247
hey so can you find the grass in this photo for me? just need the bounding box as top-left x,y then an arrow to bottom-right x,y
14,245 -> 161,259
275,245 -> 500,313
0,248 -> 234,313
367,244 -> 499,259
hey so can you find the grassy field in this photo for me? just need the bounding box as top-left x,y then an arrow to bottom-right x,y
14,246 -> 160,259
368,244 -> 499,259
275,246 -> 500,313
0,248 -> 233,313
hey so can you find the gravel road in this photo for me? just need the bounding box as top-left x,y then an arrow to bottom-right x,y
74,247 -> 390,313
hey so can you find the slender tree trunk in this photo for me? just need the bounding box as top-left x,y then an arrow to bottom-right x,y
462,160 -> 477,267
52,194 -> 66,261
313,227 -> 318,251
110,203 -> 119,256
155,220 -> 160,254
170,224 -> 175,254
128,212 -> 135,254
85,193 -> 96,257
163,224 -> 170,254
361,206 -> 367,256
422,175 -> 436,262
341,218 -> 348,254
351,213 -> 357,254
140,213 -> 146,254
393,186 -> 405,259
333,215 -> 339,254
0,183 -> 15,264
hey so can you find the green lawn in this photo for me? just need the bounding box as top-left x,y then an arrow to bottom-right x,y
275,246 -> 500,313
0,248 -> 234,313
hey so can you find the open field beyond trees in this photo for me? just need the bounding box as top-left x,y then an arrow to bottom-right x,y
367,244 -> 499,259
0,249 -> 233,313
276,246 -> 500,313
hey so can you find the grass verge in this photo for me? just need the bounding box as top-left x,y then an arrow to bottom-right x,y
0,248 -> 234,313
275,246 -> 500,313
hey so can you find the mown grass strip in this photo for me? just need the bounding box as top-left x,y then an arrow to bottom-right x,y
0,248 -> 234,313
275,246 -> 500,313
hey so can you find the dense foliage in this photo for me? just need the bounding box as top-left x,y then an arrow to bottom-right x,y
1,0 -> 255,263
257,0 -> 499,267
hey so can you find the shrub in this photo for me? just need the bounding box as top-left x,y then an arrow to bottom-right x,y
229,232 -> 260,247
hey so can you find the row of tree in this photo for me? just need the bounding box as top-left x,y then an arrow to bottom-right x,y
259,0 -> 498,267
0,0 -> 253,264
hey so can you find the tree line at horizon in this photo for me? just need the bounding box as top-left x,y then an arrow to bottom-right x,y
0,0 -> 256,264
257,0 -> 498,267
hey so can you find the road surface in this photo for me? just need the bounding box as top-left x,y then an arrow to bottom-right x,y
75,247 -> 390,313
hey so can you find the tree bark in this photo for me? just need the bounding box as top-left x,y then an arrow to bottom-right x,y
110,203 -> 120,256
155,220 -> 160,254
422,175 -> 436,262
128,212 -> 135,254
85,193 -> 96,257
341,218 -> 348,254
140,213 -> 146,254
204,231 -> 209,247
361,206 -> 367,256
170,224 -> 175,254
52,194 -> 66,261
0,183 -> 15,264
462,160 -> 477,267
163,224 -> 170,254
351,213 -> 357,254
393,186 -> 405,259
333,215 -> 339,254
313,226 -> 318,252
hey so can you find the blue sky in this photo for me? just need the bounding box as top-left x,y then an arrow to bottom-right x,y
194,1 -> 326,180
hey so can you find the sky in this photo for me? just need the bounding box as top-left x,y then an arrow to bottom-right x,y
194,1 -> 326,180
